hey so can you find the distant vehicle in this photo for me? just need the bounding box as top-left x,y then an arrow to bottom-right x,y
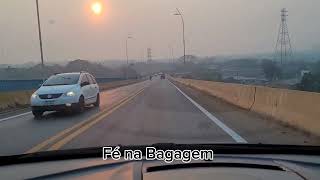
30,72 -> 100,118
160,73 -> 166,79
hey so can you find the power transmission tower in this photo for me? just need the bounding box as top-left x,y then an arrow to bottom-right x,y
147,48 -> 152,63
275,8 -> 293,65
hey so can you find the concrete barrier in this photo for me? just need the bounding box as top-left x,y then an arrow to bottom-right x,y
253,87 -> 320,137
173,78 -> 256,110
173,78 -> 320,136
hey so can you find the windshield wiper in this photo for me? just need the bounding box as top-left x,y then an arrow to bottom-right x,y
43,83 -> 70,86
0,147 -> 101,166
148,143 -> 320,155
1,144 -> 320,166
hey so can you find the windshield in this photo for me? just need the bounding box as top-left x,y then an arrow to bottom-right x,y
0,0 -> 320,159
43,74 -> 80,86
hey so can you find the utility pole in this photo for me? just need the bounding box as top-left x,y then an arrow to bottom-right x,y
169,45 -> 174,64
275,8 -> 293,66
125,35 -> 133,79
36,0 -> 45,80
147,48 -> 152,63
174,8 -> 186,64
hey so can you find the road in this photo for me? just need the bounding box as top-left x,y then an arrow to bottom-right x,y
0,81 -> 149,155
0,77 -> 319,156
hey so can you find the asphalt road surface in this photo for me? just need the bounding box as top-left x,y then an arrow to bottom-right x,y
0,77 -> 319,156
0,81 -> 149,156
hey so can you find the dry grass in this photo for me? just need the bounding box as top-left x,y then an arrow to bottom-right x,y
0,90 -> 34,111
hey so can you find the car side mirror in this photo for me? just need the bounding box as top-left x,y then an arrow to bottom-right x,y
81,82 -> 90,87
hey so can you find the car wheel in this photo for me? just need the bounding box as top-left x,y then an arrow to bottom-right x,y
75,96 -> 85,113
93,93 -> 100,107
32,110 -> 43,119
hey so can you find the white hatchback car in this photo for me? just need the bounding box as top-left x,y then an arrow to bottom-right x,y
30,72 -> 100,118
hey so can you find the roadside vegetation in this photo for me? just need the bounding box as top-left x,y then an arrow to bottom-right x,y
296,61 -> 320,92
170,55 -> 320,93
0,59 -> 139,80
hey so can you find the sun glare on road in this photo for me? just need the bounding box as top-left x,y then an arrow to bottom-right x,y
91,1 -> 103,15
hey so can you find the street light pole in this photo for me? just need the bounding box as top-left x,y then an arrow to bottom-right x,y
168,45 -> 174,64
126,38 -> 129,66
171,46 -> 175,64
174,8 -> 186,64
36,0 -> 45,80
125,35 -> 132,79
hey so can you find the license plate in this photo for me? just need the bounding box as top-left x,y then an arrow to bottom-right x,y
44,100 -> 55,105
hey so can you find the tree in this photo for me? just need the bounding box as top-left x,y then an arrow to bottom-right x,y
312,61 -> 320,74
261,60 -> 282,81
297,72 -> 320,92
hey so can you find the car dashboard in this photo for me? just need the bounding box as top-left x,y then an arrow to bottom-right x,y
0,154 -> 319,179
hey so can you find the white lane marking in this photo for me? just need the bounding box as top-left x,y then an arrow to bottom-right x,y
0,111 -> 32,123
168,80 -> 247,143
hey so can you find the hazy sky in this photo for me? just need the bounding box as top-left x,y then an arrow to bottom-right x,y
1,0 -> 320,64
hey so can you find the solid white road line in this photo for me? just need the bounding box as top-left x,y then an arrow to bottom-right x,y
168,80 -> 248,143
0,111 -> 32,123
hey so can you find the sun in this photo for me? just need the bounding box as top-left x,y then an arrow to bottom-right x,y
91,1 -> 102,15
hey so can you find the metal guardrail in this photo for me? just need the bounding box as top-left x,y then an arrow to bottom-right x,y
0,78 -> 127,92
